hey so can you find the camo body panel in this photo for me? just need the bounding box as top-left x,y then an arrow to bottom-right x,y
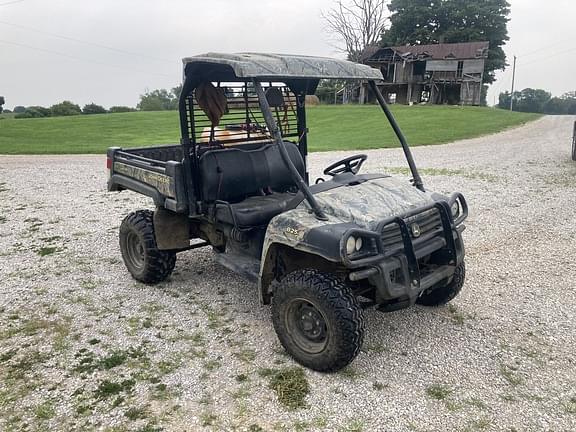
260,177 -> 435,268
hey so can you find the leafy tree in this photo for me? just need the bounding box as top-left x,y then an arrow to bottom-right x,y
0,96 -> 4,114
498,91 -> 511,109
82,103 -> 107,115
543,94 -> 576,115
15,106 -> 51,118
497,88 -> 566,114
137,88 -> 179,111
109,106 -> 136,113
50,101 -> 82,116
382,0 -> 510,84
514,88 -> 551,113
13,105 -> 26,113
315,80 -> 348,104
561,91 -> 576,101
172,84 -> 183,100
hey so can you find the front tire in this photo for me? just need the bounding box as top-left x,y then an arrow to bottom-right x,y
417,262 -> 465,306
271,269 -> 364,372
119,210 -> 176,284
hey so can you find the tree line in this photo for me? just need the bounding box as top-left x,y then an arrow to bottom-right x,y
1,85 -> 183,119
498,90 -> 576,115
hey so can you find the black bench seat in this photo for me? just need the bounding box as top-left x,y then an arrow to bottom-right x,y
198,142 -> 305,228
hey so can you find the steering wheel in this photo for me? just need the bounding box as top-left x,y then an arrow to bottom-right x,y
323,154 -> 368,177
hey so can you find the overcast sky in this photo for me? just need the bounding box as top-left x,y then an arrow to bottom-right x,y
1,0 -> 575,109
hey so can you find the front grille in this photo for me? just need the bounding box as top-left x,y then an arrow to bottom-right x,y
380,208 -> 443,250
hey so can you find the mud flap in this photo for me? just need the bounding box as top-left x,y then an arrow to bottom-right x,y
153,207 -> 190,250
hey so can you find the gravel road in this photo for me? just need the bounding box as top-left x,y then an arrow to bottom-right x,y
0,115 -> 575,432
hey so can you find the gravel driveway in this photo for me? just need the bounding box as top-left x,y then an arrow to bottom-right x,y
1,115 -> 575,431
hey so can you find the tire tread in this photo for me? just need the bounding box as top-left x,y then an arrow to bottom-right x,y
119,210 -> 176,284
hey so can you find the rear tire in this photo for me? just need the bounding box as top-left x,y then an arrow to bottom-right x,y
271,269 -> 364,372
416,262 -> 465,306
119,210 -> 176,284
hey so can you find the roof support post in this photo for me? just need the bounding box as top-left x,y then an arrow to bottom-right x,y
368,80 -> 425,192
178,77 -> 200,215
253,79 -> 328,221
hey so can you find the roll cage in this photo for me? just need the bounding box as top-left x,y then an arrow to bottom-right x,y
177,53 -> 424,219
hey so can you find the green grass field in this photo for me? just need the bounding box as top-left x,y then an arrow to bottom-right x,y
0,105 -> 540,154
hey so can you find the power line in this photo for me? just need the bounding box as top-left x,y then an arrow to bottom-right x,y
0,39 -> 173,78
518,37 -> 574,58
518,46 -> 576,68
0,20 -> 172,64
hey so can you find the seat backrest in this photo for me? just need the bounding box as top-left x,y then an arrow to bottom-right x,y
198,142 -> 305,202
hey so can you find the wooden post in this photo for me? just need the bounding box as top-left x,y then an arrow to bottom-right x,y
359,82 -> 366,105
509,55 -> 517,111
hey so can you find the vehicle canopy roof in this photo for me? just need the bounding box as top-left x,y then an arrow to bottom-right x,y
181,52 -> 383,84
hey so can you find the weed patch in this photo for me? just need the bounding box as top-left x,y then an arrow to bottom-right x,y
34,401 -> 56,420
564,396 -> 576,414
265,367 -> 310,410
37,246 -> 60,256
426,384 -> 452,400
448,304 -> 466,325
94,379 -> 135,400
125,405 -> 149,421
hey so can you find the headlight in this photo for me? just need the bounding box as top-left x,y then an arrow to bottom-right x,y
346,236 -> 357,255
346,236 -> 367,255
343,233 -> 379,260
451,200 -> 460,218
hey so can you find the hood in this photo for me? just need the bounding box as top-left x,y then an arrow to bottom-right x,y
314,177 -> 434,230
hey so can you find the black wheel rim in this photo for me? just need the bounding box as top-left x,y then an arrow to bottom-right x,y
125,231 -> 145,271
285,298 -> 329,354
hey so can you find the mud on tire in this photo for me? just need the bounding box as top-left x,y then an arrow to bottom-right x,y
119,210 -> 176,284
417,262 -> 465,306
271,269 -> 364,372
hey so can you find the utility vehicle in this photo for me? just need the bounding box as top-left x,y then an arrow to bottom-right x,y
107,53 -> 468,372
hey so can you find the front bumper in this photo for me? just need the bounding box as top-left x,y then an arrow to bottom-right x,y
342,194 -> 467,304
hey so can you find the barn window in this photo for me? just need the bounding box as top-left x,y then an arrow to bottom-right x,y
457,61 -> 464,78
413,61 -> 426,77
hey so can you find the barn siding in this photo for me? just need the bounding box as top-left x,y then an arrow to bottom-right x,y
463,59 -> 484,74
426,60 -> 459,72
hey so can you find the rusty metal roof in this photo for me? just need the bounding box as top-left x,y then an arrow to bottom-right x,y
182,52 -> 383,80
366,42 -> 489,62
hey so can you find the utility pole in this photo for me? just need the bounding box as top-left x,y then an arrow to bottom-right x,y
509,55 -> 517,111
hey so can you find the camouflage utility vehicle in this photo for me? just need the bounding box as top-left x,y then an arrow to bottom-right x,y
108,53 -> 468,372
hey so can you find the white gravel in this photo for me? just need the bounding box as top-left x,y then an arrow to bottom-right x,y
0,115 -> 575,431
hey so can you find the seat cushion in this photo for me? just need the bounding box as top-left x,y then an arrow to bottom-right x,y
199,142 -> 305,203
215,192 -> 299,227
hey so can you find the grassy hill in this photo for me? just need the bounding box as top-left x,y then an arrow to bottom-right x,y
0,105 -> 540,154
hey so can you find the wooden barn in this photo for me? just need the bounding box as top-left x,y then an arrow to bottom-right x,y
362,41 -> 489,106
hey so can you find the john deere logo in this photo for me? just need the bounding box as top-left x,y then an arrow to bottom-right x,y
411,223 -> 421,238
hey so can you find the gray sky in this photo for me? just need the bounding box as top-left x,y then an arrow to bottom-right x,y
1,0 -> 575,109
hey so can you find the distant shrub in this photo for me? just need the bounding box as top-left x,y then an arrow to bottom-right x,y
13,106 -> 26,113
15,106 -> 51,119
137,89 -> 178,111
3,109 -> 11,114
82,103 -> 107,115
50,101 -> 82,116
109,106 -> 136,113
